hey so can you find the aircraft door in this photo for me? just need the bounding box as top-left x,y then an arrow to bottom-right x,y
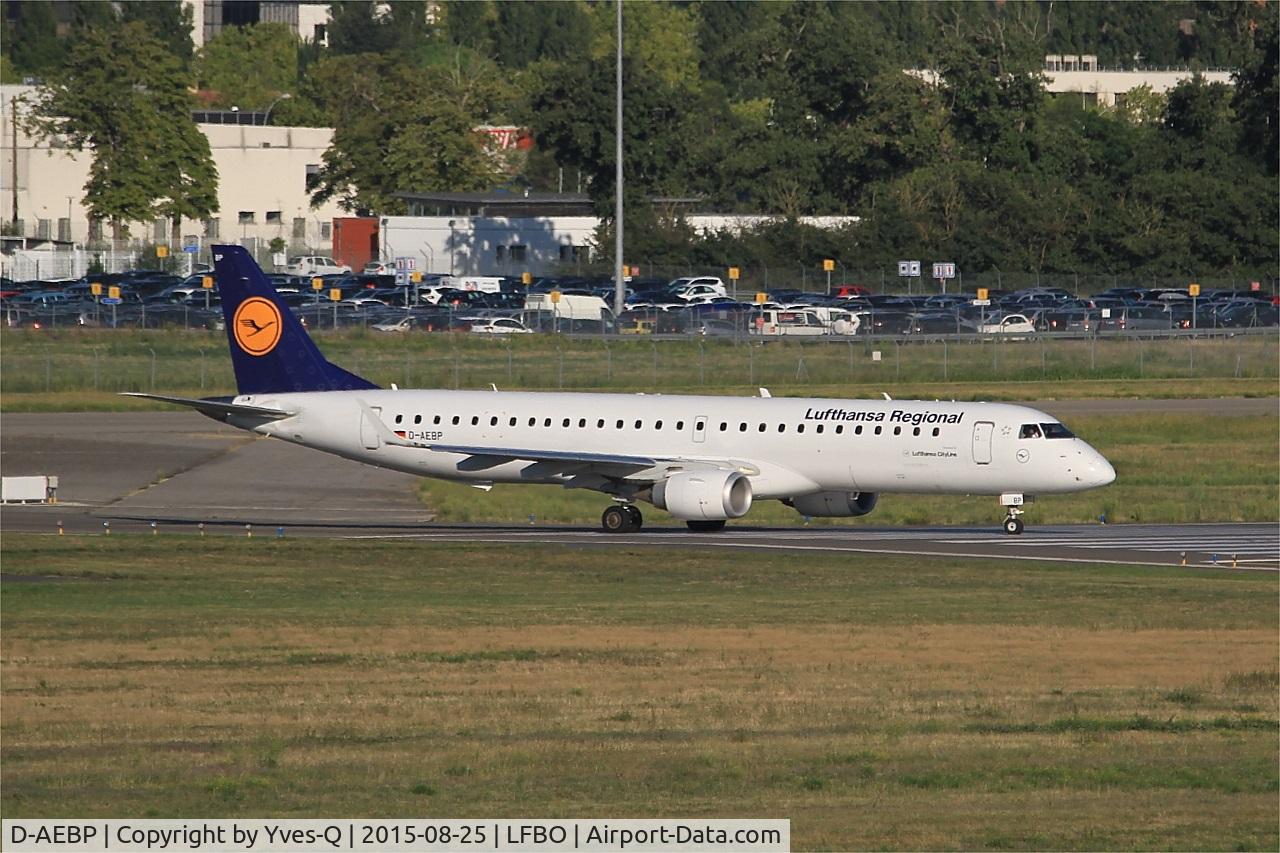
693,415 -> 708,443
972,421 -> 994,465
361,406 -> 382,450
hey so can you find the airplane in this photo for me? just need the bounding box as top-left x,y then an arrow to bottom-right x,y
126,245 -> 1116,535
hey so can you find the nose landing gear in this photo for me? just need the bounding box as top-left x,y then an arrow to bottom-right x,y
1000,493 -> 1029,535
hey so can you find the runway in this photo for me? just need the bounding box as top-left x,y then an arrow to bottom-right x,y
2,408 -> 1277,569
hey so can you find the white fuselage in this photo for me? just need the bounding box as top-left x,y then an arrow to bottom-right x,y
226,389 -> 1115,501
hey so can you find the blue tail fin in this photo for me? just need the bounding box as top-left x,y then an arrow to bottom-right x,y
213,244 -> 378,394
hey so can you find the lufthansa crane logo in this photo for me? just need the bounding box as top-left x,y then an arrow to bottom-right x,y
233,297 -> 282,356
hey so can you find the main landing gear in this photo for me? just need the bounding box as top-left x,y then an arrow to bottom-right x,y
601,504 -> 643,533
1000,493 -> 1028,535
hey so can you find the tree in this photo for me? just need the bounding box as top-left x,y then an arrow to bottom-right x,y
195,23 -> 300,110
1232,4 -> 1278,174
119,1 -> 194,69
308,55 -> 499,213
328,1 -> 432,57
2,0 -> 61,78
27,20 -> 218,239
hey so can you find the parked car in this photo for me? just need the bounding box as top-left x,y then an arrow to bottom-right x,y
467,317 -> 534,335
979,313 -> 1036,335
286,256 -> 351,276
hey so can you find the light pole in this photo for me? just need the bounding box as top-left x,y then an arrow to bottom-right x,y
263,93 -> 292,126
447,220 -> 456,275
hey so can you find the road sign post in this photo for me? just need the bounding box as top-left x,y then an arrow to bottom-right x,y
931,262 -> 956,294
898,260 -> 921,294
1189,282 -> 1200,331
202,275 -> 214,310
823,259 -> 834,294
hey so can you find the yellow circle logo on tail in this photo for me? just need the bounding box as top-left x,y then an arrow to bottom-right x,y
233,297 -> 283,356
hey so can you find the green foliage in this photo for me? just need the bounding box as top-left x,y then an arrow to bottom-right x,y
308,55 -> 500,213
3,0 -> 61,78
27,19 -> 218,234
119,1 -> 195,69
194,23 -> 300,110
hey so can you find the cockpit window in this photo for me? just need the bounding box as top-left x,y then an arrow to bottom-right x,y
1041,422 -> 1075,439
1019,424 -> 1042,439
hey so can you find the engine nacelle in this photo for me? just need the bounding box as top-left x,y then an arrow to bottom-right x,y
787,491 -> 879,518
652,471 -> 753,520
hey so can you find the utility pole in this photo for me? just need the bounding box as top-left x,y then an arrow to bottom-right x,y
10,96 -> 19,229
613,0 -> 625,318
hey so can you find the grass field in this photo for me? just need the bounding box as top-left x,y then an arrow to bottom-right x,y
2,535 -> 1276,849
419,412 -> 1278,526
2,328 -> 1276,411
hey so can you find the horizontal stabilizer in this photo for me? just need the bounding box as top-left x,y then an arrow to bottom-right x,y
121,393 -> 292,422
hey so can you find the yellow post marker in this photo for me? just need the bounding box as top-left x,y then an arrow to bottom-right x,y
550,290 -> 561,304
411,271 -> 423,283
156,245 -> 169,258
329,288 -> 342,302
522,271 -> 532,286
201,276 -> 214,289
90,282 -> 102,296
312,277 -> 324,291
755,292 -> 768,304
977,288 -> 989,301
728,267 -> 740,281
108,285 -> 121,300
822,259 -> 835,272
1188,283 -> 1200,297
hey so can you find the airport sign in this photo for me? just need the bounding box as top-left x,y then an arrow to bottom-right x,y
898,260 -> 920,277
100,297 -> 122,305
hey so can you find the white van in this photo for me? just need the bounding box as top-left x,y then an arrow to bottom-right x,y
439,275 -> 503,293
749,309 -> 829,336
524,292 -> 610,321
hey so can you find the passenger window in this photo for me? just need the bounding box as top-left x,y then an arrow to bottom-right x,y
413,415 -> 422,424
816,424 -> 824,434
471,416 -> 479,426
636,420 -> 643,429
874,426 -> 882,435
509,417 -> 516,427
758,423 -> 766,432
797,424 -> 805,434
616,419 -> 624,429
855,425 -> 863,435
578,418 -> 587,428
835,425 -> 844,435
893,426 -> 901,436
395,414 -> 403,424
913,427 -> 920,436
932,427 -> 940,437
1019,424 -> 1043,439
656,420 -> 663,429
676,421 -> 685,430
544,417 -> 551,427
562,418 -> 570,427
452,416 -> 460,425
528,417 -> 536,427
778,424 -> 786,433
597,419 -> 605,428
434,416 -> 441,425
719,422 -> 727,431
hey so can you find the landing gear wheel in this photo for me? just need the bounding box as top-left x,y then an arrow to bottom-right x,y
602,505 -> 630,533
622,504 -> 643,531
1003,516 -> 1024,535
686,519 -> 727,533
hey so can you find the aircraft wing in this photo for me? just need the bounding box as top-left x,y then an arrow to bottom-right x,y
121,393 -> 293,422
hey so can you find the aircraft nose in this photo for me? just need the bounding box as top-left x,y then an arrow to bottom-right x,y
1089,451 -> 1116,486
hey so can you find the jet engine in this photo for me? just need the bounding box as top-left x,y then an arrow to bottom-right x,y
651,471 -> 753,520
786,491 -> 879,518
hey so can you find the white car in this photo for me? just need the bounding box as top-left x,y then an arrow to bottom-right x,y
670,277 -> 728,300
362,260 -> 394,274
979,313 -> 1036,335
467,317 -> 533,335
286,255 -> 351,276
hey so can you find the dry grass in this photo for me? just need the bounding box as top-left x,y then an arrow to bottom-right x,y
2,537 -> 1276,850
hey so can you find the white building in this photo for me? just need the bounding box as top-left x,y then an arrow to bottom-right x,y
1,85 -> 346,261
